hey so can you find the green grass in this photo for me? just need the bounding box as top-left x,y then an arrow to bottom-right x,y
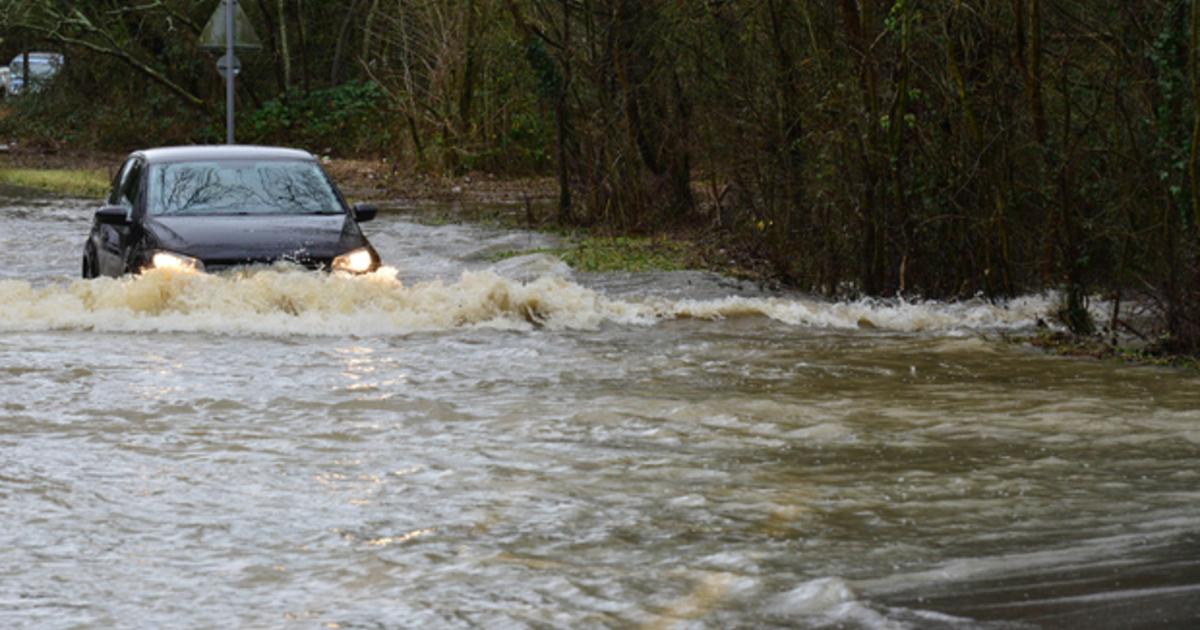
492,236 -> 695,273
0,168 -> 109,197
407,203 -> 712,274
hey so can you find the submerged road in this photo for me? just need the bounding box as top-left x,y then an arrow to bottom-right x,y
1,188 -> 1199,628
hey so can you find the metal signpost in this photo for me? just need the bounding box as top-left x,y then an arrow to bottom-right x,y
200,0 -> 262,145
224,0 -> 235,144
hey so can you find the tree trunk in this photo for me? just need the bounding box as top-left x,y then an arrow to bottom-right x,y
458,0 -> 480,137
767,0 -> 806,251
503,0 -> 574,224
279,0 -> 292,90
1014,0 -> 1048,147
555,0 -> 574,224
839,0 -> 884,295
252,0 -> 286,95
331,0 -> 365,85
297,0 -> 311,93
1190,0 -> 1200,231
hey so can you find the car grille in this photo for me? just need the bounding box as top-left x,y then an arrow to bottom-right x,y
203,257 -> 333,273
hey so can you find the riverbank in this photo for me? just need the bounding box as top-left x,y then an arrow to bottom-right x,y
1023,329 -> 1200,371
0,168 -> 109,197
319,158 -> 762,279
0,147 -> 114,196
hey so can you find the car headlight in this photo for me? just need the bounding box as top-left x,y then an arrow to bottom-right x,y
333,248 -> 376,274
147,251 -> 205,273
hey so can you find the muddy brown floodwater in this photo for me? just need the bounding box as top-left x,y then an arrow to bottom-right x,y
1,188 -> 1199,628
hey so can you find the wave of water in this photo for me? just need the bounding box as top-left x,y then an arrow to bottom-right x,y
0,266 -> 1055,337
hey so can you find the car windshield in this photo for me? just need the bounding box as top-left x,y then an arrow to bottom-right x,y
147,160 -> 344,216
11,58 -> 59,77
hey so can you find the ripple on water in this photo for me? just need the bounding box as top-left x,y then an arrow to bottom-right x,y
2,209 -> 1199,627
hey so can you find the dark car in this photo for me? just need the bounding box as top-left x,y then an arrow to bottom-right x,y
82,146 -> 381,278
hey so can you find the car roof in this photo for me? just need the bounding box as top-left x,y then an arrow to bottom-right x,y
135,145 -> 318,165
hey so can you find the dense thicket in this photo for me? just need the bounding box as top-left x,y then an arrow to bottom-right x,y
3,1 -> 1200,351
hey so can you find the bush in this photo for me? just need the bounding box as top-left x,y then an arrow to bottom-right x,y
242,82 -> 392,156
0,60 -> 208,152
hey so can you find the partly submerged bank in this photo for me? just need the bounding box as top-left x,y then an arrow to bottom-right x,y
0,167 -> 109,198
1024,329 -> 1200,372
0,147 -> 115,197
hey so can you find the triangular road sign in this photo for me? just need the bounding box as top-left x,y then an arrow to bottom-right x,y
199,0 -> 263,53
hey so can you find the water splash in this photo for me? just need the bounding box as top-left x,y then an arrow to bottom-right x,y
0,266 -> 1054,337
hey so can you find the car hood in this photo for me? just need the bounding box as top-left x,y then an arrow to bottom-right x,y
144,214 -> 368,264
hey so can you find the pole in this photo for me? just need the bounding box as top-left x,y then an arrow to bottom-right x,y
225,0 -> 236,145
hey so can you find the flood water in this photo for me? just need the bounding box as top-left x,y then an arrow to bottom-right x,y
2,189 -> 1199,628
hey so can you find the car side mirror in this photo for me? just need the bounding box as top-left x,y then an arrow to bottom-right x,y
352,203 -> 378,223
95,206 -> 130,226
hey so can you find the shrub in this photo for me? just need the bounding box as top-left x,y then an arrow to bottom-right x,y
242,82 -> 392,156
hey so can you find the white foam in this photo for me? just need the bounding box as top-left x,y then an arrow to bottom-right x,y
766,578 -> 907,629
0,268 -> 1055,337
767,577 -> 858,615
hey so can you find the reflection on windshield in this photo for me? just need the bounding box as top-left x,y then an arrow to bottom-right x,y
149,161 -> 343,216
11,62 -> 55,77
10,55 -> 62,77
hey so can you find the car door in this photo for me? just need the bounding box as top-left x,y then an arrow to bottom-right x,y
96,158 -> 143,276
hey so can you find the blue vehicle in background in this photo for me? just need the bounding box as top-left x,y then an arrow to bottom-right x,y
7,53 -> 64,96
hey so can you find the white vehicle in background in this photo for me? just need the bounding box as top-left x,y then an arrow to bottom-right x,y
0,67 -> 9,98
8,53 -> 64,96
